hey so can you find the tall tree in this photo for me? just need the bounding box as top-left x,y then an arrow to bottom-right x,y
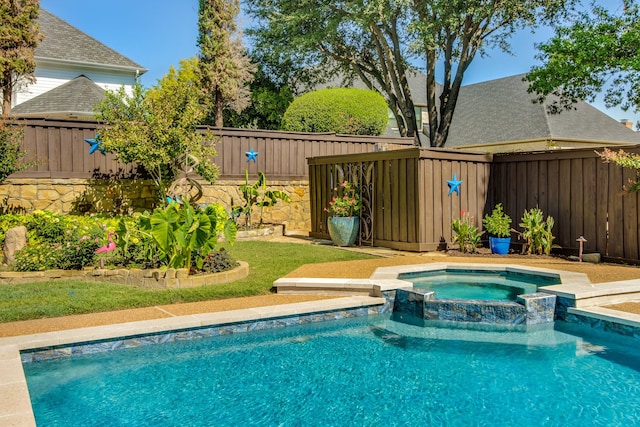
247,0 -> 573,147
196,0 -> 255,127
413,0 -> 574,147
223,61 -> 294,130
247,0 -> 420,139
0,0 -> 42,118
526,0 -> 640,120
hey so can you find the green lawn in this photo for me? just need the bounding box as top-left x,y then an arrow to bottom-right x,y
0,241 -> 377,323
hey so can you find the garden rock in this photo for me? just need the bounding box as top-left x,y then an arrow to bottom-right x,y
3,226 -> 27,265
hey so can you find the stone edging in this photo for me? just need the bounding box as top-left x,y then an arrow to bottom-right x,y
0,261 -> 249,288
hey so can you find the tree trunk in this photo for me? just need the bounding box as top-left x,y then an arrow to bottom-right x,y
214,86 -> 224,127
1,71 -> 12,119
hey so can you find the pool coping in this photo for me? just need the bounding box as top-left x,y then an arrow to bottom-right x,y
0,296 -> 385,427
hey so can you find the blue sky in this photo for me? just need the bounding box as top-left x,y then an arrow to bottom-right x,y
39,0 -> 638,126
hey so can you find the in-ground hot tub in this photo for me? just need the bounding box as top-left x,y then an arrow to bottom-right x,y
400,268 -> 560,301
376,265 -> 564,327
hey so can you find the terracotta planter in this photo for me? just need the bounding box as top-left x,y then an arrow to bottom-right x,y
327,216 -> 360,247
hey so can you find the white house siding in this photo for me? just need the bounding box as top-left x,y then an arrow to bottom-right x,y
14,63 -> 137,106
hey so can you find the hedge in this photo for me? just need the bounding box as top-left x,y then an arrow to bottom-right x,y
281,88 -> 388,135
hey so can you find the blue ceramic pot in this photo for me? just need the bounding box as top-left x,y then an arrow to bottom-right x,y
327,216 -> 360,246
489,236 -> 511,255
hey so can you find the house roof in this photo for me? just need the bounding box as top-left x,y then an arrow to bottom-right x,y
36,9 -> 147,73
445,74 -> 640,147
11,75 -> 105,118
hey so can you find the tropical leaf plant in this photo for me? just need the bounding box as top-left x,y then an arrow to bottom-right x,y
519,208 -> 555,255
232,170 -> 291,229
143,201 -> 237,270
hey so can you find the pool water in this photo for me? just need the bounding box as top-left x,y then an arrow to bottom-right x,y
401,269 -> 558,300
24,316 -> 640,426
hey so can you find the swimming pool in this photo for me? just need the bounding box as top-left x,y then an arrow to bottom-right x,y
24,316 -> 640,426
399,268 -> 560,301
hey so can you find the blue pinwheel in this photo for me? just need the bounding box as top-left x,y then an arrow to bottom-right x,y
84,134 -> 106,155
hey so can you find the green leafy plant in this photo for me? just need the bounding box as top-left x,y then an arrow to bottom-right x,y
482,203 -> 512,237
325,181 -> 362,217
8,211 -> 110,271
518,208 -> 555,255
196,248 -> 238,273
14,242 -> 59,272
232,170 -> 291,229
141,201 -> 237,270
451,211 -> 483,253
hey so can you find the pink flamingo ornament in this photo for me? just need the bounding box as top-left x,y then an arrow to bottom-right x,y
96,231 -> 116,268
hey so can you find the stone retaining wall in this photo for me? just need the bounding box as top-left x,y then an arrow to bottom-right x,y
0,178 -> 311,231
0,261 -> 249,289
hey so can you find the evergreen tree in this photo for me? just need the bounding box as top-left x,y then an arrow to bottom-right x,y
196,0 -> 254,127
0,0 -> 42,118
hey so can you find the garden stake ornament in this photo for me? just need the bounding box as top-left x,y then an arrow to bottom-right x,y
576,236 -> 587,262
166,153 -> 203,204
95,231 -> 116,268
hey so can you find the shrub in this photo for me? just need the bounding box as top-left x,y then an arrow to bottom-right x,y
14,242 -> 59,272
482,203 -> 512,237
451,211 -> 483,253
519,208 -> 555,255
196,248 -> 238,273
281,88 -> 388,135
6,212 -> 113,271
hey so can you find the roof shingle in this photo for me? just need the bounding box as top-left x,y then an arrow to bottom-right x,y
36,9 -> 146,72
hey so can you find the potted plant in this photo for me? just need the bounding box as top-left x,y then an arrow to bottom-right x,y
325,181 -> 362,246
483,203 -> 512,254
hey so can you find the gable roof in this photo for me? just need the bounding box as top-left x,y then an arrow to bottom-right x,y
445,74 -> 640,147
37,9 -> 147,73
12,75 -> 105,118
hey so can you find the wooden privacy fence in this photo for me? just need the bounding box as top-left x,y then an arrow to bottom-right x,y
308,148 -> 493,251
11,118 -> 414,179
489,145 -> 640,261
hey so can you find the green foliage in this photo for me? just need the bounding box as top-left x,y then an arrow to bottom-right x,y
95,59 -> 219,202
326,181 -> 362,217
113,214 -> 165,269
0,121 -> 35,183
197,0 -> 255,127
223,62 -> 294,129
247,0 -> 573,145
140,201 -> 237,269
598,147 -> 640,192
519,208 -> 555,255
231,170 -> 291,229
482,203 -> 512,237
527,1 -> 640,116
7,211 -> 109,271
14,242 -> 58,272
0,0 -> 42,117
282,88 -> 388,135
197,248 -> 238,273
451,211 -> 483,253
